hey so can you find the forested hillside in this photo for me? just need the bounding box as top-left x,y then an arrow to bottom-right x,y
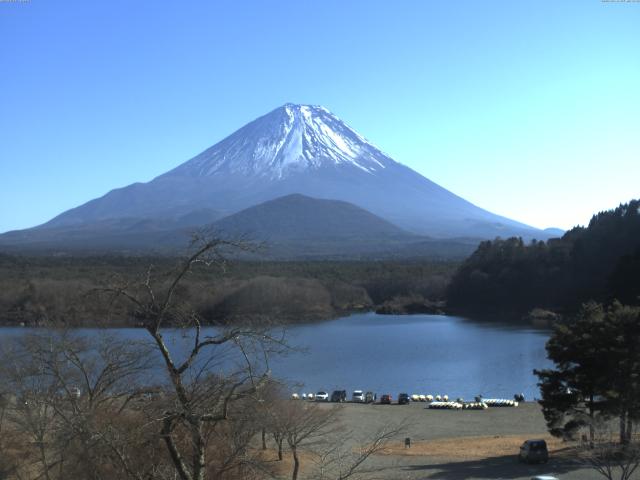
447,199 -> 640,314
0,256 -> 456,326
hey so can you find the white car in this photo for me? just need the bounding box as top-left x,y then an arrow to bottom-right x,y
352,390 -> 365,402
315,391 -> 329,401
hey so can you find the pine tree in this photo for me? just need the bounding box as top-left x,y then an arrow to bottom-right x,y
535,302 -> 640,443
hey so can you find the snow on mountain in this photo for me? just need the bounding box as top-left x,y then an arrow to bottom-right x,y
166,104 -> 390,179
1,103 -> 555,246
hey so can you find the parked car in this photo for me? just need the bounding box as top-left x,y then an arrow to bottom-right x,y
398,393 -> 410,405
315,391 -> 329,402
365,391 -> 377,403
530,476 -> 558,480
352,390 -> 365,402
331,390 -> 347,402
380,394 -> 392,404
519,439 -> 549,464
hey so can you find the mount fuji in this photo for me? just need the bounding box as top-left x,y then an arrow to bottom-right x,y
0,104 -> 555,255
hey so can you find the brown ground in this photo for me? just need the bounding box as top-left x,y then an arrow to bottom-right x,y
301,401 -> 635,479
379,434 -> 567,461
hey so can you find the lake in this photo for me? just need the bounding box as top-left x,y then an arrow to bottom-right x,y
0,313 -> 552,401
270,313 -> 551,400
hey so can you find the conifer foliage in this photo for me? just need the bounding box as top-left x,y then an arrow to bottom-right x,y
535,301 -> 640,444
447,199 -> 640,313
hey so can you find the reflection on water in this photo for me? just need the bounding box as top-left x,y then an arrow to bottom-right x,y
0,313 -> 551,400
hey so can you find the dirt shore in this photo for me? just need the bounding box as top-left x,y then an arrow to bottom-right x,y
310,401 -> 621,480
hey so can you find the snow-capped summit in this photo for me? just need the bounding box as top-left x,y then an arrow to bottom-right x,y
166,104 -> 392,179
9,103 -> 555,245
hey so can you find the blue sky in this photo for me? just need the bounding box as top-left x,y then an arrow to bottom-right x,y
1,0 -> 638,233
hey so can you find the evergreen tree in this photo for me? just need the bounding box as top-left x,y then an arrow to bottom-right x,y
535,302 -> 640,443
447,199 -> 640,314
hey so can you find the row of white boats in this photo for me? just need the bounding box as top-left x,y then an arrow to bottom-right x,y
428,399 -> 520,410
290,392 -> 520,409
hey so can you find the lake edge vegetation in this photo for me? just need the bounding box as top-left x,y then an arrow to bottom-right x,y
0,255 -> 456,327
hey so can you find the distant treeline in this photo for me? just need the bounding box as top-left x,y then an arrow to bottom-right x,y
447,199 -> 640,315
0,255 -> 457,326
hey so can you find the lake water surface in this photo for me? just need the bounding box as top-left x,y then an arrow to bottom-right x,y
0,313 -> 552,401
270,313 -> 551,400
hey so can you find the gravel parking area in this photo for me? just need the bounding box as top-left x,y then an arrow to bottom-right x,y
312,401 -> 622,480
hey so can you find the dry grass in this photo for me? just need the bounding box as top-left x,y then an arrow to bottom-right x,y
377,434 -> 571,462
254,447 -> 320,476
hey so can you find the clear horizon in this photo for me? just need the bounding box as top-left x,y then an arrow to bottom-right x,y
1,0 -> 638,234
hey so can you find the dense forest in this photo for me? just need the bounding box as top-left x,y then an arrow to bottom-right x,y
447,199 -> 640,315
4,200 -> 638,326
0,255 -> 457,326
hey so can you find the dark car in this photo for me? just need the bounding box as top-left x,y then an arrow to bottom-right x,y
380,394 -> 392,404
398,393 -> 410,405
331,390 -> 347,402
519,439 -> 549,464
365,391 -> 377,403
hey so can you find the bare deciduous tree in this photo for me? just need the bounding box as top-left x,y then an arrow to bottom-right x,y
577,421 -> 640,480
0,235 -> 401,480
264,396 -> 404,480
281,402 -> 342,480
308,422 -> 405,480
100,234 -> 286,480
0,331 -> 161,480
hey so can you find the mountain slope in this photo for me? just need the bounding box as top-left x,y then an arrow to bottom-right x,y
0,194 -> 478,259
210,194 -> 479,259
213,194 -> 413,242
1,103 -> 553,252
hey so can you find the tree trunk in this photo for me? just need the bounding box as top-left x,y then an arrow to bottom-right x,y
273,433 -> 283,460
589,394 -> 595,445
262,428 -> 267,450
192,423 -> 207,480
162,418 -> 193,480
291,445 -> 300,480
37,439 -> 53,480
620,410 -> 627,445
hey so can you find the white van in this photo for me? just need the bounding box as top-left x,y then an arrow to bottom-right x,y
352,390 -> 365,402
